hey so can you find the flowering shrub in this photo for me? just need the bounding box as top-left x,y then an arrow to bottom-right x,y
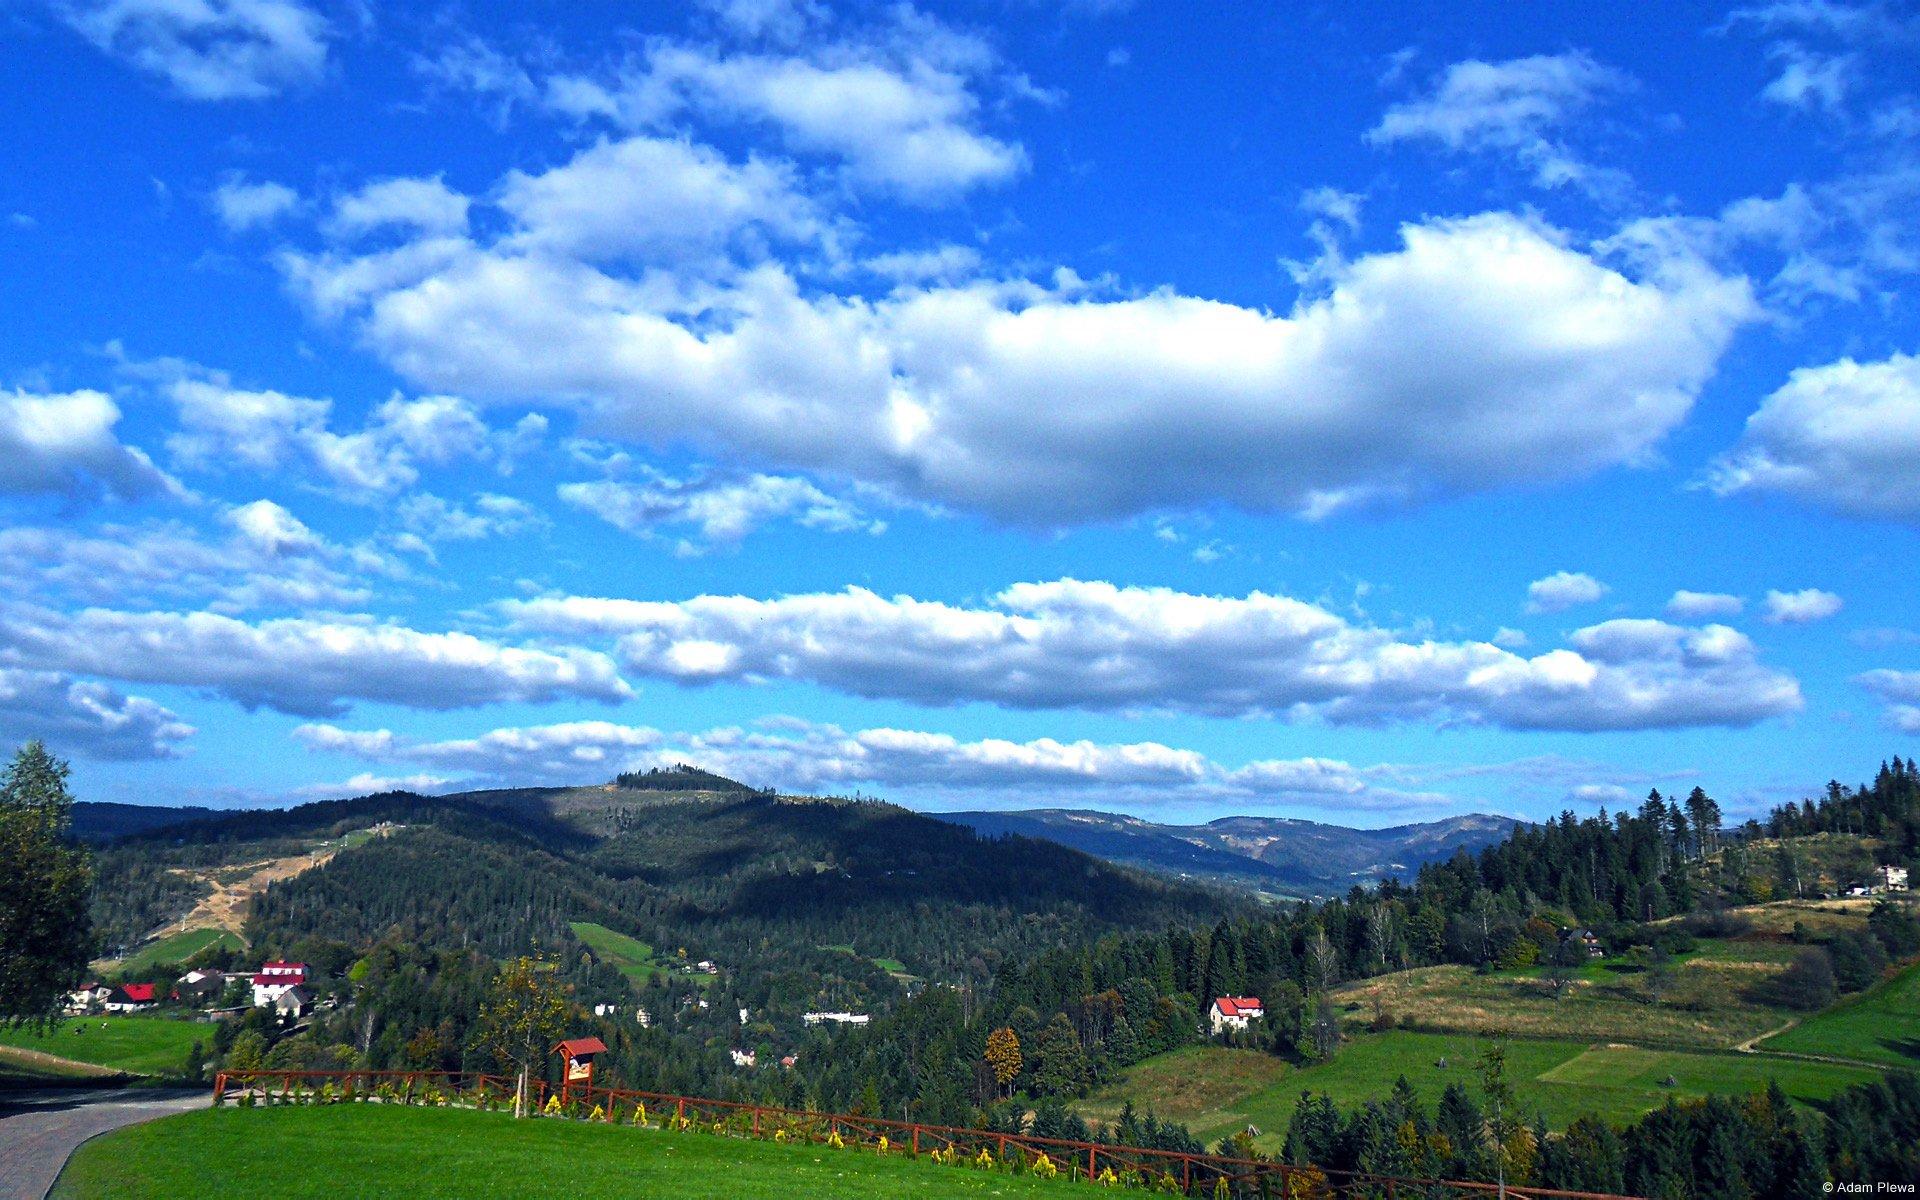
974,1148 -> 996,1170
1212,1176 -> 1231,1199
826,1130 -> 846,1150
634,1102 -> 648,1126
930,1147 -> 956,1166
590,1105 -> 606,1122
544,1094 -> 563,1116
877,1135 -> 890,1154
773,1128 -> 788,1143
1032,1154 -> 1059,1180
1096,1166 -> 1119,1187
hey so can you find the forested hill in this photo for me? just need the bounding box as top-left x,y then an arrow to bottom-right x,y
936,809 -> 1518,895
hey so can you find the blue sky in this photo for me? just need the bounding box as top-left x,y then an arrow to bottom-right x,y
2,0 -> 1917,825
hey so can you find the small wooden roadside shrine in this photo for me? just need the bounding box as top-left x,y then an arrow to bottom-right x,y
553,1036 -> 607,1106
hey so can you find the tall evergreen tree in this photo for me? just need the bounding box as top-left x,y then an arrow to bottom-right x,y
0,741 -> 93,1027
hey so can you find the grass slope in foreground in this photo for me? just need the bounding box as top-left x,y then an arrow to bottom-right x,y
0,1016 -> 206,1076
1760,961 -> 1920,1067
56,1105 -> 1090,1200
1079,1031 -> 1881,1150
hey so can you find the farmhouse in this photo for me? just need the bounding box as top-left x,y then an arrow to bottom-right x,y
251,961 -> 309,1007
802,1011 -> 871,1026
1883,865 -> 1910,892
1561,928 -> 1606,959
273,985 -> 313,1019
730,1048 -> 756,1068
66,983 -> 111,1014
173,970 -> 224,1005
104,983 -> 158,1013
1208,996 -> 1264,1034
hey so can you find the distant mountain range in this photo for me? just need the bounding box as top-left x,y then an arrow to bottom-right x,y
933,808 -> 1520,895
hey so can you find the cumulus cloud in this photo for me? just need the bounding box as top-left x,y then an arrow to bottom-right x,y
1705,351 -> 1920,519
0,388 -> 180,502
0,604 -> 631,717
500,579 -> 1802,731
558,470 -> 882,553
0,506 -> 397,613
496,137 -> 822,261
291,208 -> 1755,525
328,176 -> 471,239
395,492 -> 545,545
0,668 -> 193,760
212,176 -> 300,231
56,0 -> 331,100
545,15 -> 1029,202
293,714 -> 1448,811
161,365 -> 535,497
1857,669 -> 1920,732
1763,587 -> 1843,623
1368,51 -> 1634,192
1525,571 -> 1609,613
1667,590 -> 1746,618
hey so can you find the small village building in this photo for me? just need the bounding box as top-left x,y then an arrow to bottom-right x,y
1562,928 -> 1606,959
730,1049 -> 756,1068
251,962 -> 308,1008
802,1011 -> 870,1027
1882,865 -> 1910,892
274,985 -> 313,1019
104,983 -> 158,1013
66,983 -> 111,1014
173,971 -> 224,1005
1208,996 -> 1264,1035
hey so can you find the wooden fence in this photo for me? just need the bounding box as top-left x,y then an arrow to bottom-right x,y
211,1070 -> 1643,1200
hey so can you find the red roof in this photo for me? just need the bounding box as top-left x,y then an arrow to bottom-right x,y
1212,996 -> 1263,1017
119,983 -> 157,1002
259,961 -> 307,975
252,973 -> 300,986
554,1037 -> 607,1058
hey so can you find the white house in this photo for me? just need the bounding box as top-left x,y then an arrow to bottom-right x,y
1208,996 -> 1264,1035
66,983 -> 111,1014
802,1011 -> 871,1027
730,1049 -> 757,1068
251,961 -> 308,1007
1882,865 -> 1910,892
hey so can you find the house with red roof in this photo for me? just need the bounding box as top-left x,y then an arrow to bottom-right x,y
252,962 -> 309,1008
1208,996 -> 1264,1035
104,983 -> 159,1013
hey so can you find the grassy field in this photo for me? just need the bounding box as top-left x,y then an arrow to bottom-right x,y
113,927 -> 244,974
55,1104 -> 1091,1199
1760,961 -> 1920,1067
1077,1030 -> 1881,1151
1331,952 -> 1798,1050
0,1016 -> 208,1076
572,922 -> 671,988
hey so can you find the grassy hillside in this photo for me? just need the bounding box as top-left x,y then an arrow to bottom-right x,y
111,926 -> 244,974
570,921 -> 671,988
0,1016 -> 207,1076
1077,1031 -> 1882,1151
55,1105 -> 1089,1200
1760,961 -> 1920,1066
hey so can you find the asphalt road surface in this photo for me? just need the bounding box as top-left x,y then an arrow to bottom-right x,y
0,1087 -> 206,1200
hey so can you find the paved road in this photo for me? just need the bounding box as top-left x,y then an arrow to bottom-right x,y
0,1088 -> 207,1200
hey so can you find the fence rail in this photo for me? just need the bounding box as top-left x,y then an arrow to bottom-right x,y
211,1070 -> 1642,1200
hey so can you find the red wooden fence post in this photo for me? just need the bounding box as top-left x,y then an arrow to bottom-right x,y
1088,1147 -> 1096,1179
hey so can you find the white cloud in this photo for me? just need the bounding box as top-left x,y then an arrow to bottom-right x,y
0,388 -> 180,502
500,579 -> 1802,731
0,508 -> 395,613
299,210 -> 1755,525
0,605 -> 631,717
328,176 -> 471,239
1857,669 -> 1920,732
1368,51 -> 1634,192
558,471 -> 881,552
1761,47 -> 1857,112
1706,351 -> 1920,519
212,176 -> 300,231
496,137 -> 822,261
1667,590 -> 1746,618
1762,587 -> 1843,623
698,0 -> 825,42
286,772 -> 459,801
0,668 -> 193,761
395,492 -> 545,544
57,0 -> 331,100
162,366 -> 528,497
292,714 -> 1447,811
1525,571 -> 1609,613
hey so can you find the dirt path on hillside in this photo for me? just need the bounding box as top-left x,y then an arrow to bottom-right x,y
135,824 -> 402,948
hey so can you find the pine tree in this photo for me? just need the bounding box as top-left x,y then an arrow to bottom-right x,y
0,741 -> 94,1027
